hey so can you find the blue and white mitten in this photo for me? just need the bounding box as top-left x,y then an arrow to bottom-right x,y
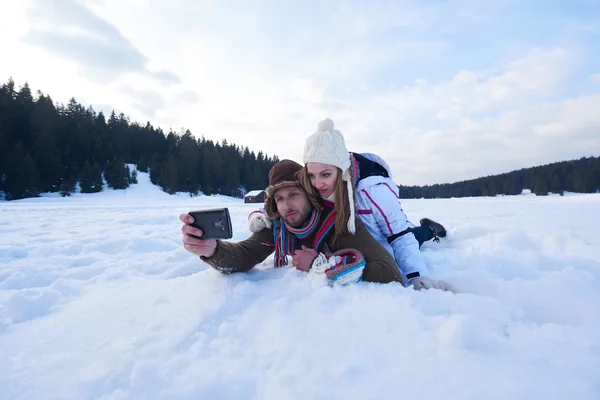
310,249 -> 366,286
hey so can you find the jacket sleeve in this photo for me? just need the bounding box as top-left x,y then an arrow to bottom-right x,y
333,218 -> 405,285
200,228 -> 275,274
359,183 -> 430,282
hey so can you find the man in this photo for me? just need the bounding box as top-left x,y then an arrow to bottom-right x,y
180,159 -> 404,285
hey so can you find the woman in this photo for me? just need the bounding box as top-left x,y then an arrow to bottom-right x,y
297,118 -> 453,291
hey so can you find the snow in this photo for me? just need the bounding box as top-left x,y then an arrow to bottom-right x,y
1,168 -> 599,400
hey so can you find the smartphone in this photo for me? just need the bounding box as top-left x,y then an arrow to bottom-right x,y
188,208 -> 233,239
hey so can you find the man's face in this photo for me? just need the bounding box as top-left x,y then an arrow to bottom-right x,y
274,186 -> 312,228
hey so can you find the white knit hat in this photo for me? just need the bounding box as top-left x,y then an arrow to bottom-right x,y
303,118 -> 356,234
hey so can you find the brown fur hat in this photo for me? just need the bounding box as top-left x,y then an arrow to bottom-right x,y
263,159 -> 322,219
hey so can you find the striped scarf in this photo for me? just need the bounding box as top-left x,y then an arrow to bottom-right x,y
272,208 -> 337,267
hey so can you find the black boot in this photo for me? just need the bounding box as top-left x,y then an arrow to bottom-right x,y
420,218 -> 447,241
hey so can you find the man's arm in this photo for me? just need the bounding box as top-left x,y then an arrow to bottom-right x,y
180,213 -> 275,274
200,229 -> 275,273
331,218 -> 405,285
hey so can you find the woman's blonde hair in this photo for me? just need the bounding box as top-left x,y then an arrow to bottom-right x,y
299,166 -> 354,239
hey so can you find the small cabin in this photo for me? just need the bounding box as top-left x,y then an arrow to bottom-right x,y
244,190 -> 267,203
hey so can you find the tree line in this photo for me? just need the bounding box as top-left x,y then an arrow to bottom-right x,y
3,77 -> 598,202
398,156 -> 600,199
0,78 -> 278,200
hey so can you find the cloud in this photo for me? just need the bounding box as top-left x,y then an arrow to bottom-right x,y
117,83 -> 202,122
120,84 -> 165,109
369,48 -> 573,126
534,94 -> 600,140
176,90 -> 201,105
4,1 -> 599,186
150,70 -> 181,86
320,48 -> 597,185
162,44 -> 598,186
344,94 -> 600,185
24,0 -> 180,85
217,47 -> 594,185
119,84 -> 167,119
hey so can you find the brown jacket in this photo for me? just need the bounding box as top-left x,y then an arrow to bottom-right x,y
201,213 -> 404,285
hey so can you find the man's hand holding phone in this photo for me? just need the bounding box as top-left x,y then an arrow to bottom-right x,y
180,213 -> 217,258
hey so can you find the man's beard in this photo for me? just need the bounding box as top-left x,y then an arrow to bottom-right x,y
283,209 -> 309,228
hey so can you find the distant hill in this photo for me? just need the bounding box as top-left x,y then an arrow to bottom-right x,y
398,156 -> 600,198
0,78 -> 278,201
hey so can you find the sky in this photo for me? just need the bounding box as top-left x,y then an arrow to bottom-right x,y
1,169 -> 599,398
1,0 -> 599,185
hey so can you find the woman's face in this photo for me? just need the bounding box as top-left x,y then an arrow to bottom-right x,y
306,163 -> 339,198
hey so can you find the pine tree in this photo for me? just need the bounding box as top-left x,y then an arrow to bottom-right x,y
129,169 -> 138,184
0,79 -> 17,178
566,170 -> 585,193
533,176 -> 548,195
3,143 -> 40,200
105,158 -> 130,189
92,111 -> 110,169
177,130 -> 199,194
59,179 -> 76,197
200,145 -> 213,195
137,156 -> 148,172
149,158 -> 161,185
159,155 -> 179,194
549,173 -> 562,195
80,161 -> 104,193
14,82 -> 35,150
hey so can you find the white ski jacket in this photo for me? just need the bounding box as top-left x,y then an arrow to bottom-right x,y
352,153 -> 430,282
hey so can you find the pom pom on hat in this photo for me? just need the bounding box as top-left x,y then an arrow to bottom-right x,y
317,118 -> 335,133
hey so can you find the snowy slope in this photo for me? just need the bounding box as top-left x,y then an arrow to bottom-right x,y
1,169 -> 599,399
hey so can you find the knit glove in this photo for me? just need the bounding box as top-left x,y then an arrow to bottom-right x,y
311,249 -> 366,286
248,209 -> 272,233
409,276 -> 456,293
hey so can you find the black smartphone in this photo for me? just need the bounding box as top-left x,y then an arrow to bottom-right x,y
188,208 -> 233,239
